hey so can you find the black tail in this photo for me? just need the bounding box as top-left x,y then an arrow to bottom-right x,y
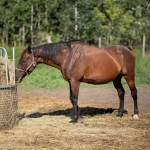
127,46 -> 132,51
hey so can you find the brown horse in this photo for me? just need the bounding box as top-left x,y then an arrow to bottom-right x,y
15,40 -> 139,123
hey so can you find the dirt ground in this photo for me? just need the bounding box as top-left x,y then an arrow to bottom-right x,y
0,85 -> 150,150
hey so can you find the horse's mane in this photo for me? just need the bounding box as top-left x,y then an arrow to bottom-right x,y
33,40 -> 83,61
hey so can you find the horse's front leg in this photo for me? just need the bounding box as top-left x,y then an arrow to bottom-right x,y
69,79 -> 83,123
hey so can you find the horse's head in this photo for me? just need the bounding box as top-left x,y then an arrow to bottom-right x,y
15,45 -> 36,83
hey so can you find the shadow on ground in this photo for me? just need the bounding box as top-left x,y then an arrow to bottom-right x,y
23,107 -> 121,119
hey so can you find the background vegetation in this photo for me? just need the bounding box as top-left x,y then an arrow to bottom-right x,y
0,0 -> 150,50
1,0 -> 150,89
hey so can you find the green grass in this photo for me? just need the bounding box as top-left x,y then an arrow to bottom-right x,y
4,46 -> 150,89
19,64 -> 69,89
135,52 -> 150,84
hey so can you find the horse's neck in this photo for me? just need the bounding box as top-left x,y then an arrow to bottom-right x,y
35,49 -> 66,70
36,56 -> 61,70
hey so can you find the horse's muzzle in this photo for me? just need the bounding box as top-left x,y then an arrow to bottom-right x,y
15,76 -> 23,83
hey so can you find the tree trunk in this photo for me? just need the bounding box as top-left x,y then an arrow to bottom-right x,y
19,28 -> 21,46
75,0 -> 78,39
142,34 -> 146,58
22,24 -> 25,46
36,3 -> 40,31
31,5 -> 34,45
45,1 -> 48,32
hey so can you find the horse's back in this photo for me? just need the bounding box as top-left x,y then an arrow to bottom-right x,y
63,43 -> 135,84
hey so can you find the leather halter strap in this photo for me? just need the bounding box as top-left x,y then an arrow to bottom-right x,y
16,52 -> 36,75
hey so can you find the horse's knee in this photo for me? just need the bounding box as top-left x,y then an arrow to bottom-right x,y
131,88 -> 137,98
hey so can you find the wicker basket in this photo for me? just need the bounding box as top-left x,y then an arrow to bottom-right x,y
0,48 -> 18,130
0,85 -> 18,130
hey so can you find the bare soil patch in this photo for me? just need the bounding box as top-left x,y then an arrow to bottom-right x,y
0,86 -> 150,150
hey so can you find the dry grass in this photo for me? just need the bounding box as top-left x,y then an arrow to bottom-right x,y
0,90 -> 150,150
0,57 -> 14,85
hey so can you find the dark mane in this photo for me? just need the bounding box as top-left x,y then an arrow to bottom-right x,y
70,39 -> 84,43
32,41 -> 69,61
32,40 -> 83,61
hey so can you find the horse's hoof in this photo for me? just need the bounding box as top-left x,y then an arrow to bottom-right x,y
77,118 -> 84,123
116,113 -> 123,118
69,119 -> 77,124
116,116 -> 122,119
133,114 -> 139,119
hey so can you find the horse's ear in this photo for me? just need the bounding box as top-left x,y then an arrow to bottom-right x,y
27,44 -> 32,53
22,47 -> 25,51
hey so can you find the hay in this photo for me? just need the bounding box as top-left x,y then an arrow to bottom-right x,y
0,88 -> 149,150
0,56 -> 18,130
0,57 -> 14,85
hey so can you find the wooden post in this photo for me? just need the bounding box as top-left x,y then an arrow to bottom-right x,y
99,37 -> 101,48
47,36 -> 52,43
12,47 -> 15,85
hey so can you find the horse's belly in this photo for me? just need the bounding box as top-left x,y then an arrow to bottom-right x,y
82,52 -> 121,84
83,75 -> 116,84
83,66 -> 120,84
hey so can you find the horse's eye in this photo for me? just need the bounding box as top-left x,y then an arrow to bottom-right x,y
22,60 -> 26,63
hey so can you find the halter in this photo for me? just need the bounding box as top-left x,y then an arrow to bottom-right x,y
16,52 -> 36,75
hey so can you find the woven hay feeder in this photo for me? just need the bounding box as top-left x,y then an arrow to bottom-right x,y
0,47 -> 18,130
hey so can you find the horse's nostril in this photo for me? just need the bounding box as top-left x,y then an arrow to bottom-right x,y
17,77 -> 22,83
15,76 -> 21,83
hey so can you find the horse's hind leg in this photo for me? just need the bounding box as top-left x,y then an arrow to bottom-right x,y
113,74 -> 125,118
124,75 -> 139,119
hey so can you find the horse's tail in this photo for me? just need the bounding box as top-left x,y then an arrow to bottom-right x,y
127,46 -> 132,51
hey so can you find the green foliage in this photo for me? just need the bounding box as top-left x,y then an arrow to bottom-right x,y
1,0 -> 150,89
0,0 -> 150,49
